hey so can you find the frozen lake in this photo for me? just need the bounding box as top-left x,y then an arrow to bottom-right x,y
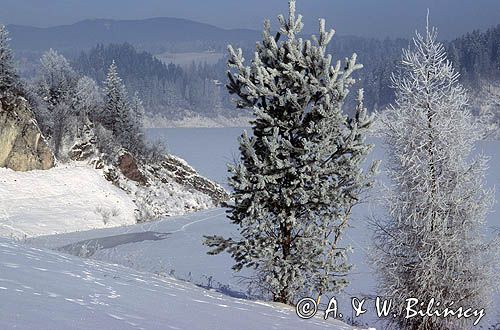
147,127 -> 500,327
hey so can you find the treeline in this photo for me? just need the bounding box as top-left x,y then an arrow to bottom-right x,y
326,36 -> 408,111
25,47 -> 148,161
73,43 -> 233,119
1,24 -> 148,163
9,23 -> 496,123
326,26 -> 500,111
70,25 -> 500,120
448,24 -> 500,87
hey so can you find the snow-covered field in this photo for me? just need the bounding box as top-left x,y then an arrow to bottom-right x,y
0,131 -> 359,329
28,209 -> 246,296
0,165 -> 136,239
0,237 -> 354,330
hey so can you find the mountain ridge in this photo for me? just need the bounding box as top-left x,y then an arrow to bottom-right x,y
7,17 -> 260,52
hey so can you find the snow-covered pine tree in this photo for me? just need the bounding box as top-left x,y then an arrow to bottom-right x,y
0,25 -> 19,95
373,19 -> 498,330
102,61 -> 131,138
102,62 -> 145,155
204,0 -> 377,304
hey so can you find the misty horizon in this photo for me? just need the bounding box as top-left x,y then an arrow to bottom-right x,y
1,0 -> 499,40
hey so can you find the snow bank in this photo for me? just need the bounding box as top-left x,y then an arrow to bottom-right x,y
0,165 -> 136,239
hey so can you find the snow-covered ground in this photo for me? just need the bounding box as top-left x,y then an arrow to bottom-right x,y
0,165 -> 136,239
0,237 -> 355,330
28,209 -> 246,296
0,134 -> 359,328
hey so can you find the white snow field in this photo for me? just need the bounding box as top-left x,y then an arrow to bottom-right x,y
29,208 -> 375,329
0,237 -> 356,330
30,208 -> 246,296
0,165 -> 137,239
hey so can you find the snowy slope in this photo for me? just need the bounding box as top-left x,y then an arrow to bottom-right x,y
0,165 -> 136,239
0,238 -> 354,330
29,209 -> 249,297
29,208 -> 378,328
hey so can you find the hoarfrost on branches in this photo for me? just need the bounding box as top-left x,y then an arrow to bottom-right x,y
205,0 -> 377,304
373,17 -> 499,330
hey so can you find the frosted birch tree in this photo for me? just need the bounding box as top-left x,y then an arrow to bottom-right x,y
127,91 -> 146,155
34,49 -> 78,157
205,0 -> 377,304
373,19 -> 498,330
74,76 -> 101,123
131,91 -> 145,130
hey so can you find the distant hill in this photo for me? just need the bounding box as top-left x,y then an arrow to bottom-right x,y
7,17 -> 260,52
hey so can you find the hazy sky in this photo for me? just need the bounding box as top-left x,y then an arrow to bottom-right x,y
1,0 -> 499,39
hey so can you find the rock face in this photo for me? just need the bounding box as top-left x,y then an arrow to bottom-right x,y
158,154 -> 229,206
0,96 -> 55,171
113,151 -> 229,206
101,151 -> 229,221
118,153 -> 148,185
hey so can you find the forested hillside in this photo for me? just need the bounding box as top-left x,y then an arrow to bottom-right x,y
448,24 -> 500,86
73,27 -> 500,119
73,43 -> 235,119
10,18 -> 499,123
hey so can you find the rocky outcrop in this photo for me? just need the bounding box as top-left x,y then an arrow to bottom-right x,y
0,95 -> 55,171
118,153 -> 148,185
98,150 -> 229,221
157,154 -> 229,206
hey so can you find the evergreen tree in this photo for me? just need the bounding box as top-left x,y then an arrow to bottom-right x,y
102,60 -> 130,137
0,25 -> 20,95
205,0 -> 376,304
373,19 -> 498,330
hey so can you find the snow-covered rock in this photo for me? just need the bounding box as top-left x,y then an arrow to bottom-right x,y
101,151 -> 229,221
